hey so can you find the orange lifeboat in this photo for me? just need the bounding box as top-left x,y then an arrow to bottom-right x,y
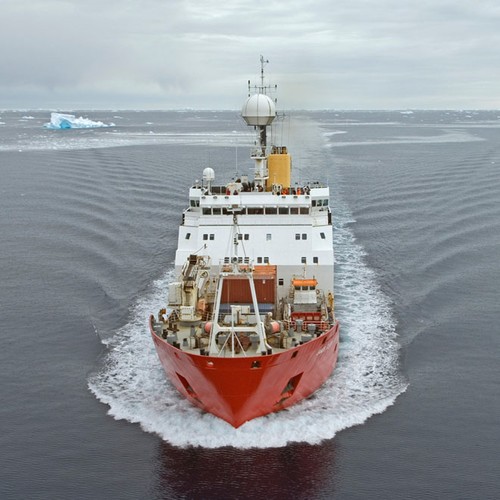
292,278 -> 318,288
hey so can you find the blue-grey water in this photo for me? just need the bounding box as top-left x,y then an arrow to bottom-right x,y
1,109 -> 499,499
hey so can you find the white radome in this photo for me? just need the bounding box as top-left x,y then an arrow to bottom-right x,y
241,94 -> 276,126
203,167 -> 215,182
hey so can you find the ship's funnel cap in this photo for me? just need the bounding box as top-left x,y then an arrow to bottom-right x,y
241,94 -> 276,126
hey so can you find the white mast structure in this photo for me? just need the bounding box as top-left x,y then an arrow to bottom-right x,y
241,55 -> 277,190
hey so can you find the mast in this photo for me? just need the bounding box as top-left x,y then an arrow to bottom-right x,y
208,213 -> 270,356
241,56 -> 277,189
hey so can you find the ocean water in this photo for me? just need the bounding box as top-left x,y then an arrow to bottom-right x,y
1,109 -> 499,499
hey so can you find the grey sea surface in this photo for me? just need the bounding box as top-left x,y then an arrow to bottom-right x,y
1,109 -> 498,499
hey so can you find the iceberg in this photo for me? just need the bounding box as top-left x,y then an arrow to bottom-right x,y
44,112 -> 115,129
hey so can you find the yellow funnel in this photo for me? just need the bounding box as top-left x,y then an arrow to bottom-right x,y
267,147 -> 291,191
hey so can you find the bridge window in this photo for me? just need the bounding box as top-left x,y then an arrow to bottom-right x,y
248,208 -> 264,215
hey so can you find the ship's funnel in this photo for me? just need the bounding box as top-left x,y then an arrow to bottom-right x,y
241,94 -> 276,126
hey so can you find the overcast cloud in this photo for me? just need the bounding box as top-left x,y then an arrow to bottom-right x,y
1,0 -> 499,109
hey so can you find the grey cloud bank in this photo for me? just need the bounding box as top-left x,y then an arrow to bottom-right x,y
1,0 -> 499,110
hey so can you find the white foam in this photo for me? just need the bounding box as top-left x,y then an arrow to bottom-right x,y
327,129 -> 485,148
88,190 -> 407,448
323,130 -> 347,136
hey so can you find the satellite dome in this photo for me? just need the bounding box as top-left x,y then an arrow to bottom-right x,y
203,167 -> 215,182
241,94 -> 276,126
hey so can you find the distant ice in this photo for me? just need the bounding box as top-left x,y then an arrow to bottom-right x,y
44,112 -> 115,129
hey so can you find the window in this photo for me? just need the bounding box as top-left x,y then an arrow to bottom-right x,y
248,207 -> 263,215
266,234 -> 272,241
295,234 -> 300,240
300,207 -> 309,215
265,207 -> 277,214
209,234 -> 215,240
301,257 -> 307,264
264,257 -> 269,264
279,207 -> 288,215
313,257 -> 319,264
203,234 -> 208,241
237,234 -> 243,240
257,257 -> 263,263
290,207 -> 299,215
278,278 -> 284,286
320,232 -> 326,239
244,234 -> 249,240
185,233 -> 191,240
302,234 -> 307,240
212,207 -> 221,215
202,208 -> 211,215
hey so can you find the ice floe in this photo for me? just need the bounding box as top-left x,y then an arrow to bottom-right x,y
44,112 -> 115,129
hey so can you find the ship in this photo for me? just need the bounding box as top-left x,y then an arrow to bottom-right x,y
149,57 -> 340,428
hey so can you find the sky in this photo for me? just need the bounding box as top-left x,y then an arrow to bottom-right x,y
1,0 -> 500,110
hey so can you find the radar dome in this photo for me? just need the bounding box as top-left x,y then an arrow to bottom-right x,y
203,167 -> 215,182
241,94 -> 276,126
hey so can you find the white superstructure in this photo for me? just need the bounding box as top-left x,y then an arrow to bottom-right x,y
174,56 -> 334,305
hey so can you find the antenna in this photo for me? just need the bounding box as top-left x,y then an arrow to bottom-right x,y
259,55 -> 269,91
246,56 -> 277,97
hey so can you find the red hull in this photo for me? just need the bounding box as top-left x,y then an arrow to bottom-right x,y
150,317 -> 340,427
